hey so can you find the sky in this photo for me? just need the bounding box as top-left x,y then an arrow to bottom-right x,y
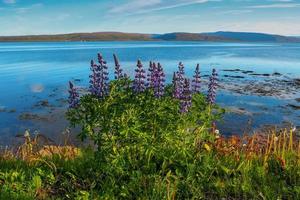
0,0 -> 299,36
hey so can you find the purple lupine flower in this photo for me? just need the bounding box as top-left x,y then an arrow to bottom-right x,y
180,78 -> 192,113
153,63 -> 165,98
89,59 -> 99,96
172,63 -> 185,99
147,61 -> 156,88
113,54 -> 123,79
178,62 -> 185,76
172,72 -> 181,99
192,64 -> 201,93
207,69 -> 218,104
96,53 -> 109,98
68,81 -> 79,108
133,59 -> 146,93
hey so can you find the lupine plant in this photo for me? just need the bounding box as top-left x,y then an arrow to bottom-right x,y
113,53 -> 123,79
179,78 -> 192,113
97,53 -> 109,98
67,53 -> 222,147
68,81 -> 79,108
207,68 -> 218,104
192,64 -> 201,93
153,63 -> 166,98
172,72 -> 181,99
147,61 -> 156,88
133,59 -> 146,93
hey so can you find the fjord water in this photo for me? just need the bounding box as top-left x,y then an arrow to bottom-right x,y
0,41 -> 300,144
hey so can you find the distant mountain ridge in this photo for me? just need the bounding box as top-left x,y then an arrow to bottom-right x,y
204,31 -> 300,43
0,31 -> 299,42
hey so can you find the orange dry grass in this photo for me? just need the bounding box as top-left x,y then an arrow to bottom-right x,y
0,132 -> 81,163
214,128 -> 300,164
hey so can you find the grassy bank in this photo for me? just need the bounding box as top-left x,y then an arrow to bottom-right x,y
0,129 -> 299,199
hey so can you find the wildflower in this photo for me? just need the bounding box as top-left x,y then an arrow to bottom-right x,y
207,69 -> 218,104
147,61 -> 156,88
180,78 -> 192,113
89,59 -> 98,96
133,59 -> 146,93
274,136 -> 279,142
178,62 -> 185,76
24,130 -> 30,138
172,72 -> 181,99
153,63 -> 165,98
68,81 -> 80,108
215,129 -> 220,135
90,53 -> 109,98
98,53 -> 109,95
113,54 -> 123,79
192,64 -> 201,93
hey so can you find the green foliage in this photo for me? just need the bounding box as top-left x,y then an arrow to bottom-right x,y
66,79 -> 221,149
1,79 -> 299,199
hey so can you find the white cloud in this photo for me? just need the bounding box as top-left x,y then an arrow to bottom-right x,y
249,3 -> 300,8
109,0 -> 219,14
3,0 -> 15,4
220,9 -> 253,15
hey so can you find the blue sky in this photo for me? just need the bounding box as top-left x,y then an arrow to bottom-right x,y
0,0 -> 299,36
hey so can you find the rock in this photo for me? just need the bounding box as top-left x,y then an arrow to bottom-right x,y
19,113 -> 49,121
223,69 -> 241,72
34,100 -> 52,108
287,104 -> 300,110
241,70 -> 254,74
272,72 -> 282,76
223,75 -> 245,79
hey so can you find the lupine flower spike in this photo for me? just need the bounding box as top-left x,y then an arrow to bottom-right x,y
68,81 -> 79,108
172,72 -> 181,99
89,60 -> 99,96
113,54 -> 123,79
133,59 -> 146,93
97,53 -> 109,98
180,78 -> 192,113
207,69 -> 218,104
178,62 -> 185,76
192,64 -> 201,93
147,61 -> 155,88
153,63 -> 165,98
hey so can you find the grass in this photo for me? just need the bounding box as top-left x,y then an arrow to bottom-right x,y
0,128 -> 299,199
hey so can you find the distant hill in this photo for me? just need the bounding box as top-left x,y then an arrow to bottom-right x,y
152,32 -> 236,42
0,31 -> 300,43
204,31 -> 300,43
0,32 -> 152,42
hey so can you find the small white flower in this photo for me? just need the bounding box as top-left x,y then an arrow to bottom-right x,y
274,136 -> 279,142
215,129 -> 220,135
24,130 -> 30,137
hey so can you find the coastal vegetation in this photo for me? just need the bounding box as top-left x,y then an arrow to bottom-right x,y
0,53 -> 299,199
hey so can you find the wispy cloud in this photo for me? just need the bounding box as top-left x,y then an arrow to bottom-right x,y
220,9 -> 253,15
249,3 -> 300,8
109,0 -> 219,15
3,0 -> 15,4
15,3 -> 43,14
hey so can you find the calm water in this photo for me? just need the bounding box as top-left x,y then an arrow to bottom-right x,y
0,41 -> 300,144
